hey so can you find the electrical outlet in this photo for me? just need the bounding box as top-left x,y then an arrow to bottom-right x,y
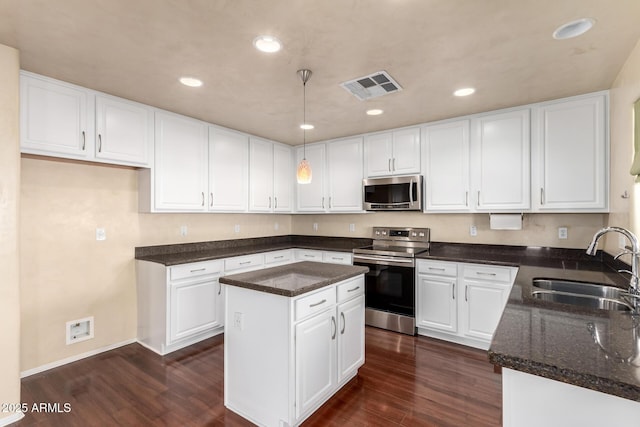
96,228 -> 106,241
180,225 -> 188,237
274,222 -> 279,231
469,225 -> 477,237
313,223 -> 318,232
233,312 -> 244,330
349,223 -> 356,233
558,227 -> 568,239
234,224 -> 240,233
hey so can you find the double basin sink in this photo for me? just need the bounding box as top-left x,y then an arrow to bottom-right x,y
531,278 -> 635,312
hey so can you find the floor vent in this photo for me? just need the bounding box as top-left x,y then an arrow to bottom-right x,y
340,71 -> 402,101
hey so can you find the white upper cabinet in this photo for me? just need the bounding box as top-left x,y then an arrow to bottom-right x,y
273,143 -> 293,212
471,109 -> 531,211
364,127 -> 420,177
21,72 -> 92,159
327,137 -> 364,212
208,127 -> 248,212
532,92 -> 608,212
296,144 -> 327,212
153,111 -> 208,211
249,137 -> 292,212
296,139 -> 364,213
95,94 -> 153,166
423,120 -> 470,212
20,71 -> 152,167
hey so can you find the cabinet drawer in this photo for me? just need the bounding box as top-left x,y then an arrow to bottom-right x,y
417,260 -> 457,277
296,249 -> 323,262
323,251 -> 352,265
264,249 -> 294,265
463,264 -> 513,283
170,260 -> 223,281
225,254 -> 264,272
295,287 -> 336,321
337,277 -> 364,303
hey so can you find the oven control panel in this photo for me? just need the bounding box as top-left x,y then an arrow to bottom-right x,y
372,227 -> 430,242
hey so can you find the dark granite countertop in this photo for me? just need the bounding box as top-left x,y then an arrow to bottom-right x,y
220,261 -> 368,297
135,235 -> 372,266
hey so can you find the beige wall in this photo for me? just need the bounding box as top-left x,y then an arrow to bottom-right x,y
19,158 -> 292,371
0,44 -> 21,423
608,38 -> 640,254
291,212 -> 606,248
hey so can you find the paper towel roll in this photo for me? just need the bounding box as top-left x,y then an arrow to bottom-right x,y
489,214 -> 522,230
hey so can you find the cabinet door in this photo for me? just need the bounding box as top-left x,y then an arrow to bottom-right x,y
416,274 -> 457,333
534,94 -> 608,211
209,127 -> 248,211
295,309 -> 336,419
249,137 -> 274,212
472,109 -> 530,211
296,144 -> 326,211
273,143 -> 293,212
391,127 -> 421,175
327,137 -> 363,212
95,95 -> 153,166
154,112 -> 208,211
364,132 -> 393,177
423,120 -> 470,211
337,295 -> 364,382
20,73 -> 91,159
169,278 -> 220,344
460,280 -> 510,341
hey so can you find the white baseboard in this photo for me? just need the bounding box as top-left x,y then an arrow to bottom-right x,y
0,411 -> 24,426
20,338 -> 136,378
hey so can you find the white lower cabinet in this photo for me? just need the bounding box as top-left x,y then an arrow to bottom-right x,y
416,259 -> 516,350
136,259 -> 224,355
225,275 -> 365,427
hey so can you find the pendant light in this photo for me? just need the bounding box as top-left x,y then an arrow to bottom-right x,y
296,69 -> 313,184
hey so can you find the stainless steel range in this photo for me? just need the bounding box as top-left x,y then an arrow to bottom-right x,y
352,227 -> 430,335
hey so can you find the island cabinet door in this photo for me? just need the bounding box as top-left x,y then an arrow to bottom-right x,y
295,308 -> 337,419
168,278 -> 220,344
337,295 -> 365,382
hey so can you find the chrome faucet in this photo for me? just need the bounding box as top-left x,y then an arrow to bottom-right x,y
586,226 -> 640,298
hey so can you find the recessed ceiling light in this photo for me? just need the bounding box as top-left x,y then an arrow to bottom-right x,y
454,88 -> 475,97
553,18 -> 595,40
300,123 -> 314,130
253,35 -> 282,53
366,109 -> 384,116
179,77 -> 203,87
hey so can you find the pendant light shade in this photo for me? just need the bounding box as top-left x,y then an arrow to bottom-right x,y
296,69 -> 313,184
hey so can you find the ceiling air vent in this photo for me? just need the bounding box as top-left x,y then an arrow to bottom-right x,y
340,71 -> 402,101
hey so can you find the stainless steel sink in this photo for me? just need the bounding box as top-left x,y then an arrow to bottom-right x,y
531,278 -> 633,311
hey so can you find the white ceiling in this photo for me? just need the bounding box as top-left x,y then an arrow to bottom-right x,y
1,0 -> 639,145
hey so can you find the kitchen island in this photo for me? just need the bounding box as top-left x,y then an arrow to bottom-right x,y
220,261 -> 368,427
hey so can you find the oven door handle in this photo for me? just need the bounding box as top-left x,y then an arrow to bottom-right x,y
353,254 -> 414,264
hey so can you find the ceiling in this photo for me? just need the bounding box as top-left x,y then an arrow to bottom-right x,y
1,0 -> 640,145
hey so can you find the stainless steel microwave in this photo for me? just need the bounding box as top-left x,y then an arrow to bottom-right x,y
363,175 -> 423,211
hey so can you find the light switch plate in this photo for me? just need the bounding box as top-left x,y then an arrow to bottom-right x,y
469,225 -> 477,237
558,227 -> 568,239
96,228 -> 106,241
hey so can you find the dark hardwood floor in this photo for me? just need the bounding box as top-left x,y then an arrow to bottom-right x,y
17,327 -> 501,426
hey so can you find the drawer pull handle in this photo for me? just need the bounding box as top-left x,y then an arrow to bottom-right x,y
332,257 -> 343,261
309,299 -> 327,308
340,312 -> 346,334
347,286 -> 360,292
476,271 -> 497,276
428,267 -> 446,271
304,254 -> 314,258
239,261 -> 252,265
190,268 -> 206,273
274,255 -> 284,259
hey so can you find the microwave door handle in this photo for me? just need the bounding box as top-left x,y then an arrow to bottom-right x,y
409,178 -> 414,205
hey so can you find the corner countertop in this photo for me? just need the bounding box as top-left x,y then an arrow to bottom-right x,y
134,235 -> 371,266
219,261 -> 368,297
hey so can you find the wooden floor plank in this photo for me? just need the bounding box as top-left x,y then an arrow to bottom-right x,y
16,328 -> 501,426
